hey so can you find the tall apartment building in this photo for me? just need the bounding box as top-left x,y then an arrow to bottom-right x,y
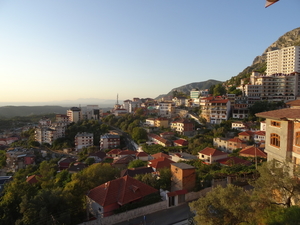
158,101 -> 175,118
75,132 -> 93,151
35,121 -> 66,145
244,70 -> 300,103
266,46 -> 300,75
200,97 -> 231,124
67,107 -> 82,123
100,133 -> 120,150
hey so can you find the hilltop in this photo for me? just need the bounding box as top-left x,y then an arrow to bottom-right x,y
155,79 -> 222,99
225,27 -> 300,86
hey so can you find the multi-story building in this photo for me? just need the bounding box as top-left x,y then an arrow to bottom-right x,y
158,101 -> 175,118
232,96 -> 249,119
256,108 -> 300,164
200,96 -> 231,124
75,132 -> 93,151
100,133 -> 120,150
170,163 -> 196,192
67,107 -> 82,123
266,46 -> 300,75
35,122 -> 66,145
55,114 -> 69,124
123,99 -> 141,113
171,119 -> 194,136
154,118 -> 169,128
190,89 -> 200,106
84,105 -> 100,120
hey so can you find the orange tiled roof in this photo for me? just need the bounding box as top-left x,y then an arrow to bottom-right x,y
87,175 -> 158,207
107,149 -> 122,155
151,152 -> 171,159
199,147 -> 227,157
136,152 -> 148,157
148,157 -> 175,170
256,108 -> 300,120
216,156 -> 252,166
228,137 -> 245,143
238,131 -> 253,136
255,131 -> 265,136
240,146 -> 267,158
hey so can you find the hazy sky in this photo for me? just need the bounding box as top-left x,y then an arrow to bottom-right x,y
1,0 -> 299,105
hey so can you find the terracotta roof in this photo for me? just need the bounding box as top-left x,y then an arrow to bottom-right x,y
151,152 -> 171,159
148,134 -> 171,145
216,156 -> 252,166
239,146 -> 267,158
107,149 -> 122,155
118,150 -> 137,155
136,152 -> 148,157
286,99 -> 300,106
87,175 -> 158,207
238,131 -> 253,136
228,137 -> 245,143
148,157 -> 175,170
199,147 -> 227,157
173,139 -> 188,146
112,155 -> 135,165
26,175 -> 41,184
256,108 -> 300,120
255,131 -> 265,136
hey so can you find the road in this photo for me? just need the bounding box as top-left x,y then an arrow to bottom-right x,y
115,203 -> 194,225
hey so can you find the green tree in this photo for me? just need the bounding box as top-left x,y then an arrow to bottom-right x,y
85,157 -> 95,166
132,127 -> 148,143
250,160 -> 300,208
128,159 -> 146,169
189,184 -> 254,225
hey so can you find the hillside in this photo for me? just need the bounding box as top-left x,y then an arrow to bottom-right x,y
155,79 -> 222,99
225,27 -> 300,86
0,106 -> 70,119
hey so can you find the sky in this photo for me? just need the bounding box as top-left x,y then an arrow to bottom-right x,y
0,0 -> 299,106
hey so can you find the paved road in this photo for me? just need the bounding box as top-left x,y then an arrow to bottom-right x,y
115,203 -> 194,225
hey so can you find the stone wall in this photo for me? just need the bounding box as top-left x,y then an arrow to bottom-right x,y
79,201 -> 168,225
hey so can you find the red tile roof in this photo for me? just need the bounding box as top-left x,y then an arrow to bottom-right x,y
118,150 -> 136,155
238,131 -> 253,136
107,149 -> 122,155
199,147 -> 227,157
216,156 -> 252,166
228,137 -> 245,143
256,108 -> 300,120
173,139 -> 188,146
255,131 -> 265,136
148,157 -> 175,170
151,152 -> 171,159
87,175 -> 158,207
239,146 -> 267,158
136,152 -> 148,157
26,175 -> 41,184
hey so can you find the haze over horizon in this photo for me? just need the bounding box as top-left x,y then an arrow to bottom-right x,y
1,1 -> 299,105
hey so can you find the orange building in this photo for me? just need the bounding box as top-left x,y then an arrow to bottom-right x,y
171,163 -> 196,192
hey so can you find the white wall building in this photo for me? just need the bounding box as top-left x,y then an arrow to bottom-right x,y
75,132 -> 93,150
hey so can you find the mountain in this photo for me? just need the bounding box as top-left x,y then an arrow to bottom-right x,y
155,79 -> 222,99
0,106 -> 70,119
225,27 -> 300,86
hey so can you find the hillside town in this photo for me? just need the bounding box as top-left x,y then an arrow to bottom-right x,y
0,45 -> 300,224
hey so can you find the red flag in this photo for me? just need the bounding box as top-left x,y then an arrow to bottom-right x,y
265,0 -> 279,8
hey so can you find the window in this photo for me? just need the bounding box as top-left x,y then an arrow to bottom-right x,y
271,121 -> 281,127
295,132 -> 300,146
270,133 -> 280,148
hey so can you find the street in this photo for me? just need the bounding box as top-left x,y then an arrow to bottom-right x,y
115,203 -> 193,225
